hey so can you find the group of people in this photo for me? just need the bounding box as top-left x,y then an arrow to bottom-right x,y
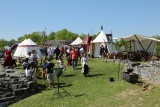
1,44 -> 90,89
42,45 -> 90,75
100,44 -> 126,62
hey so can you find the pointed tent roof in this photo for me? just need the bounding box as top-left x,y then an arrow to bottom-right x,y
14,38 -> 43,58
18,38 -> 37,46
92,30 -> 108,43
70,37 -> 83,45
82,33 -> 90,44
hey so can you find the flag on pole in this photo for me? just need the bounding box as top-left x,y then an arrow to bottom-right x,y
101,25 -> 103,30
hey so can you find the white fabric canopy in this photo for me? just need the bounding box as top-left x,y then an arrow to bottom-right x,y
92,30 -> 108,43
70,37 -> 83,45
115,34 -> 160,55
115,34 -> 160,42
13,38 -> 43,58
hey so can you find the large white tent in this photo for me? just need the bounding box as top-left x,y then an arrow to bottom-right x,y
92,30 -> 117,57
70,37 -> 83,45
13,38 -> 43,58
115,34 -> 160,55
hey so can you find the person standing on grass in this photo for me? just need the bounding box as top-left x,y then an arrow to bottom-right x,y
71,48 -> 78,70
46,58 -> 55,88
47,47 -> 54,60
81,53 -> 87,73
100,45 -> 105,59
41,59 -> 48,85
54,46 -> 60,60
57,56 -> 66,72
60,46 -> 64,58
120,44 -> 126,52
2,48 -> 13,68
66,48 -> 72,66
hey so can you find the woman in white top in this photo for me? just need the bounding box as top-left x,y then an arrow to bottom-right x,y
81,53 -> 87,73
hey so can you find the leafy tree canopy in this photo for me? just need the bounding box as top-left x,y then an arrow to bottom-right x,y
47,32 -> 55,40
55,29 -> 77,40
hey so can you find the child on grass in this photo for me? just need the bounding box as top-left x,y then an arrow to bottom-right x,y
57,56 -> 66,72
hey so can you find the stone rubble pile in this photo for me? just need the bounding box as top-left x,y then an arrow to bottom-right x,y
0,68 -> 37,107
123,61 -> 160,84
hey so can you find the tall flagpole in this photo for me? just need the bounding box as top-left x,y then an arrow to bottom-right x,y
43,26 -> 46,45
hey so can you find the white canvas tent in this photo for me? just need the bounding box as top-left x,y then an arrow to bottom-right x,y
13,38 -> 43,58
92,30 -> 117,57
115,34 -> 160,55
70,37 -> 83,45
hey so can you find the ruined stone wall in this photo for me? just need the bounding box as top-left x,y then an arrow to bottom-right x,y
0,67 -> 37,107
123,61 -> 160,84
134,62 -> 160,84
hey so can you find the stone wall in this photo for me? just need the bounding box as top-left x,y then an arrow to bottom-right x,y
47,40 -> 72,47
123,61 -> 160,84
0,67 -> 37,107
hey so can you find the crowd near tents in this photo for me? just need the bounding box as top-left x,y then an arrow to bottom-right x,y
11,30 -> 160,59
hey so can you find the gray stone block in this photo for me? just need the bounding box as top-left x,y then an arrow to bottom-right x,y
3,92 -> 14,97
0,96 -> 15,103
14,88 -> 28,97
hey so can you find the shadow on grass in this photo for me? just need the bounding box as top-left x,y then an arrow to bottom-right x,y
54,83 -> 73,88
38,84 -> 48,90
121,78 -> 144,85
74,93 -> 86,97
60,83 -> 73,88
38,83 -> 73,91
63,74 -> 76,77
87,74 -> 105,77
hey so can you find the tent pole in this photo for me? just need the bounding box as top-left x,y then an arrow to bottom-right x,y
133,40 -> 135,53
129,40 -> 132,53
146,40 -> 153,52
134,35 -> 146,53
148,43 -> 156,61
115,40 -> 120,47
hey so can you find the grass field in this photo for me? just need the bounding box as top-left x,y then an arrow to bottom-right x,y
9,58 -> 160,107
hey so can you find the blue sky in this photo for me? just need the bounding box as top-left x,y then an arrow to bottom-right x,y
0,0 -> 160,40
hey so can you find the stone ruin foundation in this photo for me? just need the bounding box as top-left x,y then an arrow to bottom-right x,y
123,60 -> 160,85
0,68 -> 38,107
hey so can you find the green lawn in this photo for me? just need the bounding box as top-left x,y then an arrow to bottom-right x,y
9,58 -> 160,107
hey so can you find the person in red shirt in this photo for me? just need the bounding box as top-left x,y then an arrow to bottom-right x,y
70,48 -> 78,70
2,49 -> 13,68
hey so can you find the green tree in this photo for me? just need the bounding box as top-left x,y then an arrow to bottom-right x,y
29,32 -> 42,45
18,32 -> 43,45
92,34 -> 97,39
153,35 -> 160,55
79,33 -> 86,40
0,39 -> 8,50
66,31 -> 77,40
8,39 -> 17,46
47,32 -> 55,40
17,34 -> 28,42
55,29 -> 77,40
